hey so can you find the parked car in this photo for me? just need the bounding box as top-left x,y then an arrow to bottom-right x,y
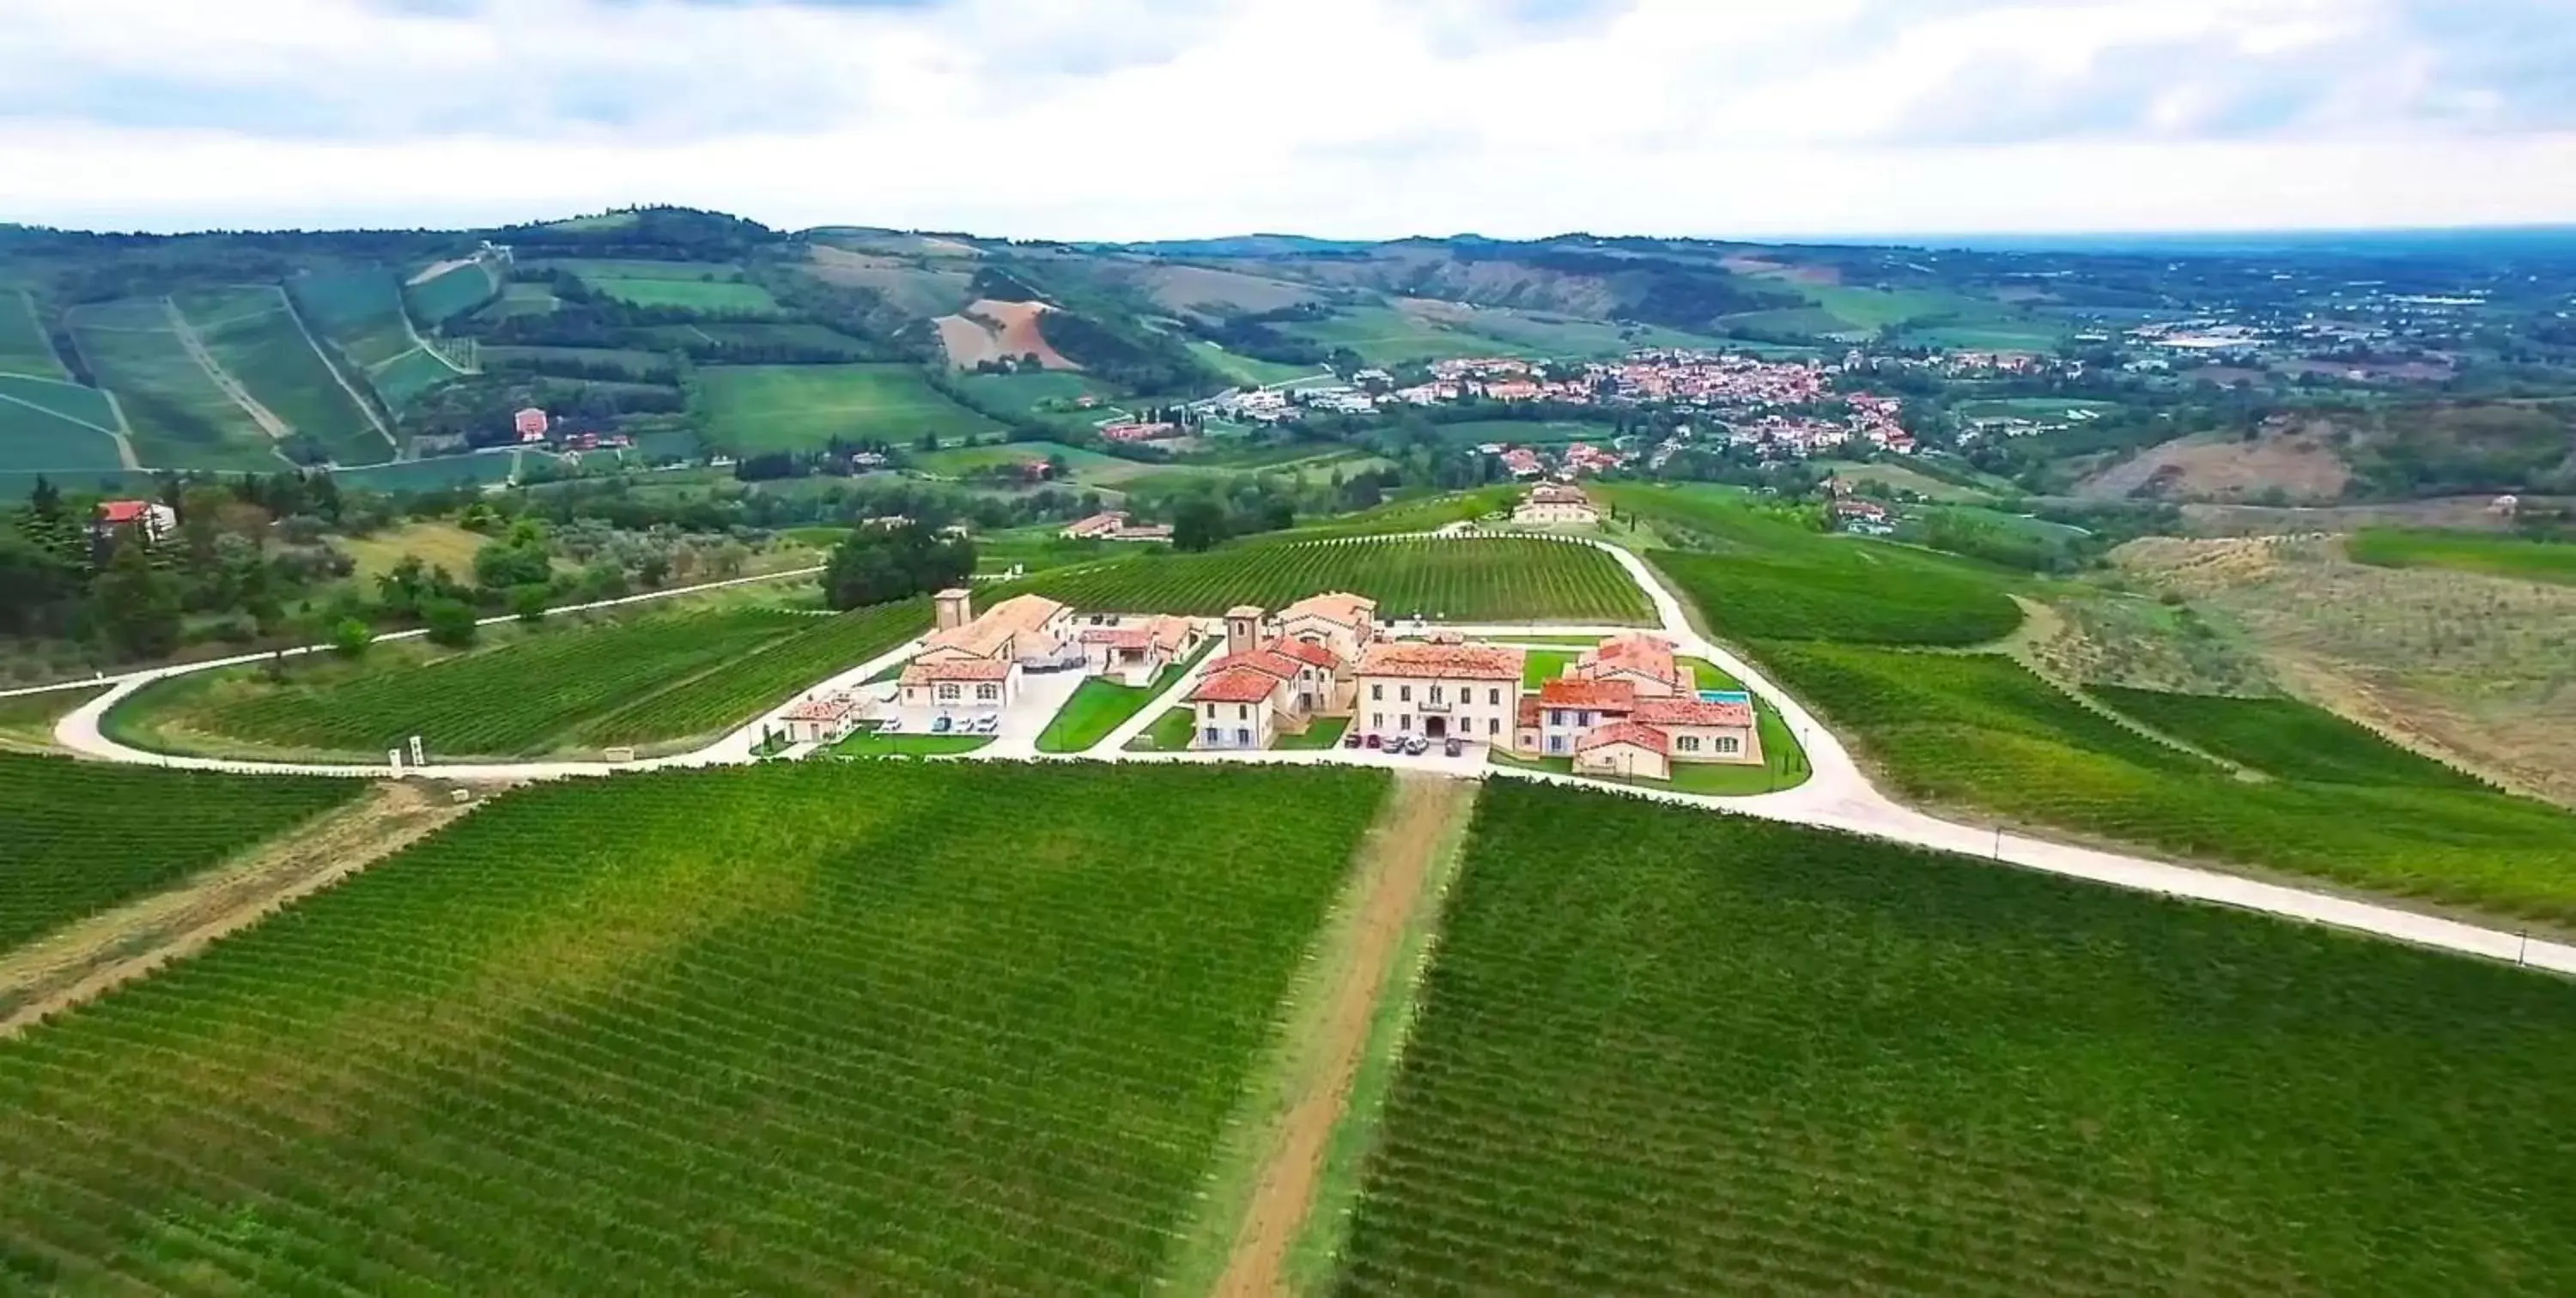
1405,736 -> 1431,756
974,714 -> 998,734
1342,730 -> 1363,749
1364,733 -> 1382,750
879,717 -> 902,735
932,715 -> 953,734
1443,737 -> 1464,758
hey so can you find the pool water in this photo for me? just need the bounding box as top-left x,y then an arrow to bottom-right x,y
1698,689 -> 1753,706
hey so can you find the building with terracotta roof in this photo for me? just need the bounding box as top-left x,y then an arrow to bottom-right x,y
1079,615 -> 1204,688
1355,641 -> 1526,747
1574,634 -> 1693,698
91,500 -> 177,545
1273,591 -> 1379,661
1516,634 -> 1762,770
778,692 -> 870,745
1188,666 -> 1294,750
920,590 -> 1074,668
1513,482 -> 1598,526
896,657 -> 1019,711
1574,722 -> 1672,780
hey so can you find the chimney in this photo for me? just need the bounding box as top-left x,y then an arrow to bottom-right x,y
934,588 -> 974,632
1225,606 -> 1265,659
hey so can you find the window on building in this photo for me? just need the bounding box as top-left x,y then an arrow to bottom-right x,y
1489,688 -> 1502,706
1400,715 -> 1413,731
1371,683 -> 1383,701
937,684 -> 960,701
1678,736 -> 1703,753
1579,711 -> 1595,727
1548,736 -> 1567,755
1548,709 -> 1565,726
1429,685 -> 1443,704
1371,713 -> 1383,729
1237,704 -> 1249,720
976,684 -> 999,701
1400,685 -> 1413,702
1717,737 -> 1741,755
1203,727 -> 1221,745
1488,718 -> 1500,736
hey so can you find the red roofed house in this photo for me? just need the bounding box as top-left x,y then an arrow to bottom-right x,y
897,657 -> 1018,712
1080,615 -> 1204,688
1512,482 -> 1598,526
1573,634 -> 1693,698
778,692 -> 869,745
92,500 -> 178,545
1354,640 -> 1527,747
1188,664 -> 1294,750
1272,591 -> 1379,662
1516,634 -> 1762,770
1575,722 -> 1672,780
902,588 -> 1076,710
513,407 -> 550,442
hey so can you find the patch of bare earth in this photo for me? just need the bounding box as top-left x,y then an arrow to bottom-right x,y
2078,422 -> 2352,503
934,298 -> 1078,371
2116,536 -> 2576,804
0,780 -> 477,1035
1210,774 -> 1476,1298
1719,254 -> 1842,286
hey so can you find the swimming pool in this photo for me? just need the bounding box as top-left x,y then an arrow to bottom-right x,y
1698,689 -> 1753,706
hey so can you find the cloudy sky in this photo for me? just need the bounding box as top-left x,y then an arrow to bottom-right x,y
4,0 -> 2573,239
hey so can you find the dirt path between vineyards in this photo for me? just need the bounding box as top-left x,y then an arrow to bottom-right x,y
1212,773 -> 1475,1296
0,780 -> 477,1036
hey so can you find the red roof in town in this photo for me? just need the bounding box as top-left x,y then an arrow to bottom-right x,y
1577,722 -> 1670,755
1356,643 -> 1525,680
1536,677 -> 1637,711
1082,627 -> 1155,649
1517,697 -> 1541,727
899,658 -> 1015,684
1188,667 -> 1285,705
1633,698 -> 1755,729
1270,638 -> 1344,670
97,500 -> 153,524
1206,647 -> 1306,681
782,694 -> 862,721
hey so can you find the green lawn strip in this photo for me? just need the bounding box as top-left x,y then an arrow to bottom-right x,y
1036,679 -> 1157,755
2348,527 -> 2576,587
1276,718 -> 1351,751
0,686 -> 104,749
827,731 -> 992,758
1517,650 -> 1572,688
1127,707 -> 1198,753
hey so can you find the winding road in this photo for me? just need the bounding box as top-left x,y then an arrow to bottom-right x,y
26,533 -> 2576,976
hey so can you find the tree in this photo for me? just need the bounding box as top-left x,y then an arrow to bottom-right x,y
422,597 -> 478,648
511,584 -> 550,623
94,537 -> 182,659
331,617 -> 373,660
823,522 -> 975,610
473,538 -> 553,591
636,552 -> 672,588
1172,498 -> 1230,553
0,532 -> 81,634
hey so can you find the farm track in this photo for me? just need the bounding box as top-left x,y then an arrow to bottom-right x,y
0,780 -> 474,1036
277,285 -> 398,448
1200,774 -> 1476,1298
161,295 -> 292,440
27,534 -> 2576,979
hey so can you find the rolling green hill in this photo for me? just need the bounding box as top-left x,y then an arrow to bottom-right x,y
0,375 -> 127,472
64,298 -> 282,470
0,288 -> 69,379
176,286 -> 392,464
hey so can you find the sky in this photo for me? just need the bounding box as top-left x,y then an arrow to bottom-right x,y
4,0 -> 2575,240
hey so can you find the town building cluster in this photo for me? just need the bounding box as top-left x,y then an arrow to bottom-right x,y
1060,511 -> 1176,543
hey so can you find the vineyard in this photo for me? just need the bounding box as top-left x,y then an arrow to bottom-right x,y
1001,537 -> 1656,624
2091,686 -> 2494,788
0,762 -> 1389,1292
112,600 -> 927,760
1336,784 -> 2576,1295
0,752 -> 361,952
1758,643 -> 2576,921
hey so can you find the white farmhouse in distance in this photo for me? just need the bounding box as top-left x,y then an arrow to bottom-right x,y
1513,482 -> 1599,526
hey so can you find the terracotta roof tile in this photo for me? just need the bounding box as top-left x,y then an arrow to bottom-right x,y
1356,643 -> 1525,680
1536,677 -> 1637,710
900,658 -> 1015,684
1188,667 -> 1285,705
1577,721 -> 1670,755
1633,698 -> 1755,728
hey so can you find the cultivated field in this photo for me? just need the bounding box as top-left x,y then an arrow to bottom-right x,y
1758,642 -> 2576,922
935,299 -> 1075,370
404,258 -> 501,323
2349,526 -> 2576,587
1277,305 -> 1528,366
2092,685 -> 2493,788
178,287 -> 391,464
955,370 -> 1124,423
64,298 -> 283,470
0,752 -> 361,953
0,288 -> 68,379
1188,341 -> 1321,388
1338,783 -> 2576,1295
288,268 -> 416,369
0,375 -> 125,472
693,364 -> 1000,455
0,761 -> 1390,1292
111,601 -> 927,761
1005,537 -> 1656,624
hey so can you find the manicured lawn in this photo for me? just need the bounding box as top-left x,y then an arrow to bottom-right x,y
1126,707 -> 1198,752
1275,717 -> 1350,750
1517,649 -> 1572,688
829,730 -> 993,757
1036,678 -> 1157,755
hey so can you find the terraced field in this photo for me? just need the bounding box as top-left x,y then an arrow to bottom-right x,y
0,375 -> 125,472
64,298 -> 282,470
1002,537 -> 1655,624
0,752 -> 361,953
1339,783 -> 2576,1295
0,762 -> 1389,1293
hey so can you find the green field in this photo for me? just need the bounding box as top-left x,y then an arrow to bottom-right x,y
694,364 -> 1001,455
483,345 -> 676,379
0,375 -> 125,472
593,277 -> 782,313
404,259 -> 501,324
955,370 -> 1127,423
2093,686 -> 2493,788
825,730 -> 992,757
64,298 -> 283,470
1758,643 -> 2576,922
1338,782 -> 2576,1295
0,288 -> 68,379
287,268 -> 416,369
914,440 -> 1154,483
1430,418 -> 1619,448
179,287 -> 391,464
640,321 -> 873,354
1277,305 -> 1530,366
1188,340 -> 1324,387
112,601 -> 927,761
478,281 -> 560,320
1406,303 -> 1724,358
1815,457 -> 2002,503
1604,482 -> 2025,644
0,751 -> 361,955
1953,397 -> 2123,422
1035,648 -> 1208,754
1000,537 -> 1655,624
0,761 -> 1389,1292
331,451 -> 520,493
2348,527 -> 2576,587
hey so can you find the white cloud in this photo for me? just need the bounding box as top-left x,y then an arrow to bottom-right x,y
2,0 -> 2572,236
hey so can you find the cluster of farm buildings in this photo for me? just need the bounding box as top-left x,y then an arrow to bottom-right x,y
781,578 -> 1759,783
